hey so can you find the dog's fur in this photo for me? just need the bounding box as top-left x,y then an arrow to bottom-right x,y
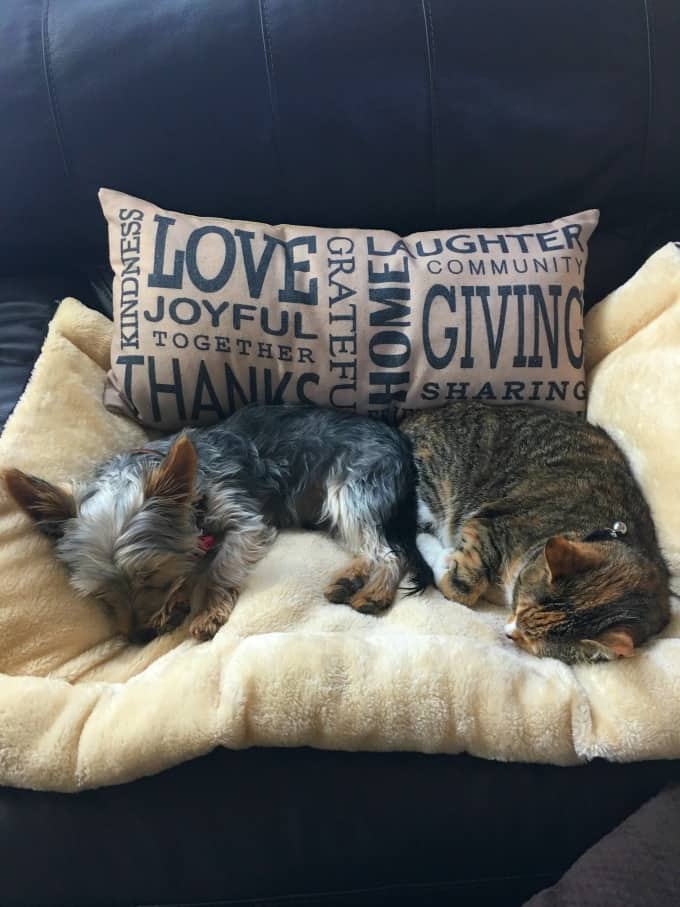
3,404 -> 423,642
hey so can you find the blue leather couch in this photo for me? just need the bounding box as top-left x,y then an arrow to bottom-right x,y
1,2 -> 679,904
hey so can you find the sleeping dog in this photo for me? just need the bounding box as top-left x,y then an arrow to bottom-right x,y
3,404 -> 425,642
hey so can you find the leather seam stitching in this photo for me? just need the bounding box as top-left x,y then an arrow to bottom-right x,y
421,0 -> 440,221
259,0 -> 284,198
41,0 -> 75,187
640,0 -> 655,254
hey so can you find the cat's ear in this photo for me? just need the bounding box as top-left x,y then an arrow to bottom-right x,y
598,628 -> 636,658
144,435 -> 197,503
583,628 -> 636,660
544,536 -> 604,581
3,468 -> 76,538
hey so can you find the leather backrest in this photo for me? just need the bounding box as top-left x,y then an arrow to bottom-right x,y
1,0 -> 679,306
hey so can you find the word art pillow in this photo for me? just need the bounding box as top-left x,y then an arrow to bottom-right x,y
100,188 -> 598,430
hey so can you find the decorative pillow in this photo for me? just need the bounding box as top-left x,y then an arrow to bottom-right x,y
99,189 -> 598,430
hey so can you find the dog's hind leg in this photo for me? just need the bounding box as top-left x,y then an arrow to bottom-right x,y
347,534 -> 403,615
322,477 -> 406,615
325,526 -> 404,615
324,554 -> 372,604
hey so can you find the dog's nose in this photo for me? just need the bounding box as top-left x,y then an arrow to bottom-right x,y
166,601 -> 191,629
131,626 -> 156,645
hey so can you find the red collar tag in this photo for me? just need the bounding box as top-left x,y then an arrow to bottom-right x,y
198,534 -> 216,553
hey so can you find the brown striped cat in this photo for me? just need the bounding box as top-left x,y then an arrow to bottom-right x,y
400,402 -> 670,664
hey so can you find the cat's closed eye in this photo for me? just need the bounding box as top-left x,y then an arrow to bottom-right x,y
538,595 -> 565,608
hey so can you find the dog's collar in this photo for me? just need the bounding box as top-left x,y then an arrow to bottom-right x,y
193,495 -> 215,554
584,521 -> 628,543
198,533 -> 216,553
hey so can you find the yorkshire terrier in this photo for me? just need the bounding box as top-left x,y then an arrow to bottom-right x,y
4,404 -> 424,642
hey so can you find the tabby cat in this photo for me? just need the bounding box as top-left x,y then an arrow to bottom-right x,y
400,402 -> 670,664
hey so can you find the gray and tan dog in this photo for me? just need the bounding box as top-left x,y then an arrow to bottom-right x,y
4,404 -> 424,642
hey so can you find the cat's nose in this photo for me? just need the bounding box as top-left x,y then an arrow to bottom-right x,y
504,618 -> 521,640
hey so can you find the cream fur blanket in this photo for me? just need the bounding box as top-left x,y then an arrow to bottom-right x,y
1,243 -> 679,792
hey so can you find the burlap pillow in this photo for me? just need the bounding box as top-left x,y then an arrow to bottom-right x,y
100,189 -> 598,430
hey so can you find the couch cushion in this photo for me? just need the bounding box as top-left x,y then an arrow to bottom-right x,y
0,296 -> 55,431
524,783 -> 680,907
0,273 -> 111,432
0,747 -> 675,907
2,0 -> 680,305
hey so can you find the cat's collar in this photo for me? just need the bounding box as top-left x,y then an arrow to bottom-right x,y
584,521 -> 628,543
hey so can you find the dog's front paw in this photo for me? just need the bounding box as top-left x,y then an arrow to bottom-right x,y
190,591 -> 238,641
152,596 -> 191,635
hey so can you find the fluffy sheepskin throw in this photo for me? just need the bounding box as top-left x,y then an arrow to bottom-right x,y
0,243 -> 679,791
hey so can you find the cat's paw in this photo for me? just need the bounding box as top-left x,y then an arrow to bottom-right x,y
437,551 -> 487,607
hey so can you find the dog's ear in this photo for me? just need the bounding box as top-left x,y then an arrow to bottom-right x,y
3,468 -> 76,538
144,435 -> 197,503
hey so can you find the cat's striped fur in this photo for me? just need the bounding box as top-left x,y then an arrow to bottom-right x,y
400,402 -> 670,664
